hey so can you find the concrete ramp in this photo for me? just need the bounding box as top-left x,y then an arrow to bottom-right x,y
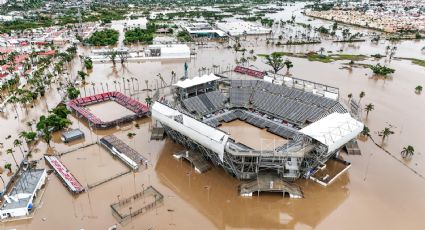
310,158 -> 351,186
238,174 -> 303,198
345,140 -> 361,155
173,150 -> 212,174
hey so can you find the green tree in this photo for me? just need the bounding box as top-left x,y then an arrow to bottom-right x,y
263,52 -> 285,73
4,163 -> 12,174
86,29 -> 119,46
13,139 -> 24,158
19,131 -> 37,146
6,148 -> 18,167
401,145 -> 415,159
369,64 -> 395,76
364,103 -> 374,117
359,91 -> 365,104
84,57 -> 93,70
415,85 -> 422,94
145,96 -> 153,108
378,126 -> 395,142
361,126 -> 370,136
283,59 -> 293,73
78,71 -> 87,83
67,86 -> 80,100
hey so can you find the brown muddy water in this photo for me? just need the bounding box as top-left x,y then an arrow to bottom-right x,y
87,101 -> 135,123
1,20 -> 425,230
219,120 -> 288,150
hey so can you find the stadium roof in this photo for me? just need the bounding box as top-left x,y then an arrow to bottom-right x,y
152,102 -> 229,161
173,73 -> 220,89
300,113 -> 363,153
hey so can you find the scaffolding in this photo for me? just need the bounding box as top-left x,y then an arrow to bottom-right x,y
110,186 -> 163,224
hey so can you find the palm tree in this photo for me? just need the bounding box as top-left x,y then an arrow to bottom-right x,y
361,126 -> 370,136
13,139 -> 24,158
401,145 -> 415,159
113,80 -> 118,91
19,131 -> 37,149
6,148 -> 18,167
378,126 -> 394,142
319,47 -> 325,56
145,80 -> 149,91
359,91 -> 365,104
385,45 -> 391,55
109,51 -> 117,66
91,82 -> 96,95
78,71 -> 87,84
145,96 -> 153,108
284,59 -> 293,74
348,93 -> 353,103
364,103 -> 374,118
4,163 -> 12,174
415,85 -> 422,94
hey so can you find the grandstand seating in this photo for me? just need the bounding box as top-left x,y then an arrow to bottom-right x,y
67,92 -> 149,128
182,79 -> 346,126
204,109 -> 298,140
182,91 -> 227,115
227,80 -> 346,125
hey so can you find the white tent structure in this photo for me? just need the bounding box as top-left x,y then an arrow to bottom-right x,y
300,113 -> 363,153
173,73 -> 220,89
152,102 -> 229,161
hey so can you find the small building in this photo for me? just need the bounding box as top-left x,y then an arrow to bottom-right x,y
146,44 -> 191,59
124,18 -> 148,30
174,73 -> 220,100
216,21 -> 271,36
61,129 -> 85,143
183,23 -> 227,38
0,169 -> 47,220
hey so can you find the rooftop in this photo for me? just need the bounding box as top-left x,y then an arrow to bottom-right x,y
300,113 -> 363,153
1,169 -> 46,210
173,73 -> 220,89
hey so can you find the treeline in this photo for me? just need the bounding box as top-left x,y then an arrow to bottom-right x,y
86,29 -> 119,46
0,8 -> 126,34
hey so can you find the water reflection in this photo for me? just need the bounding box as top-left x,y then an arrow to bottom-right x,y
155,140 -> 350,229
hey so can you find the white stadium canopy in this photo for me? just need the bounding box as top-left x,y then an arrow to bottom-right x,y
300,113 -> 363,153
173,73 -> 220,89
152,102 -> 229,161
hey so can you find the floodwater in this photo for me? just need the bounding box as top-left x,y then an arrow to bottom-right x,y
87,101 -> 135,122
61,145 -> 129,186
219,120 -> 288,150
1,3 -> 425,230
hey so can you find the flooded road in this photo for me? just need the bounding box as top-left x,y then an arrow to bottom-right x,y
1,4 -> 425,229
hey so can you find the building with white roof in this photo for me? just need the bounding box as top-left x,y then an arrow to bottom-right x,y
152,102 -> 229,160
300,113 -> 363,153
0,169 -> 47,220
147,44 -> 191,59
173,73 -> 220,99
216,21 -> 272,36
183,23 -> 227,38
124,18 -> 148,30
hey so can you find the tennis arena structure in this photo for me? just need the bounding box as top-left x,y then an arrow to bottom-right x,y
152,73 -> 363,185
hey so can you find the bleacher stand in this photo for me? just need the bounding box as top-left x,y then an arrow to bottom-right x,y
67,92 -> 149,129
